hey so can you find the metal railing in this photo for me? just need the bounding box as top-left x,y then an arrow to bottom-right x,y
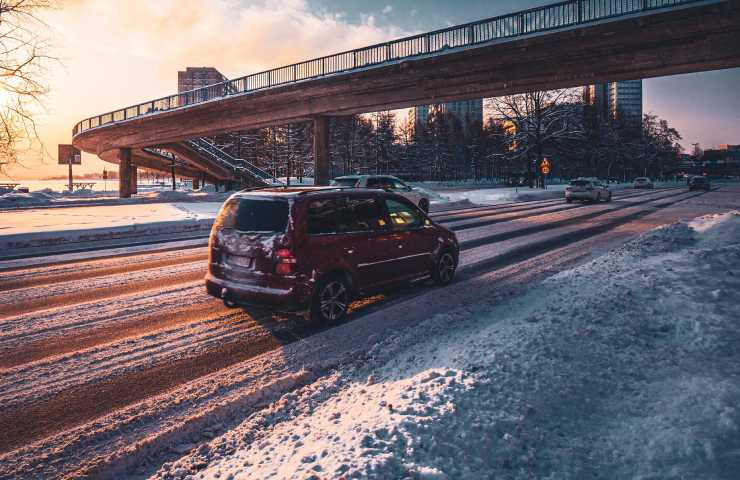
185,138 -> 280,185
72,0 -> 709,137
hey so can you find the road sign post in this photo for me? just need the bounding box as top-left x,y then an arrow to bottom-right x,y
540,158 -> 551,189
58,145 -> 82,192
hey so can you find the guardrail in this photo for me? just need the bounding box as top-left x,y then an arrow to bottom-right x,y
72,0 -> 707,137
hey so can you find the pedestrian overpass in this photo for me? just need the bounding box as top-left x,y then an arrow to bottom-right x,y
71,0 -> 740,197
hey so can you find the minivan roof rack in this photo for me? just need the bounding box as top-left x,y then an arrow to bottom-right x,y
296,187 -> 355,195
238,184 -> 289,193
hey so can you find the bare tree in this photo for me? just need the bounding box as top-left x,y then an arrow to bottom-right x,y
0,0 -> 55,173
488,90 -> 583,187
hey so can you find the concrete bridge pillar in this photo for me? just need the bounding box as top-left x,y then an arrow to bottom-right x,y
192,177 -> 200,190
130,165 -> 138,194
118,148 -> 132,198
313,116 -> 330,186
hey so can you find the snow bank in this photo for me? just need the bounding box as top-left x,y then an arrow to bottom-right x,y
438,184 -> 569,205
166,210 -> 740,479
0,190 -> 59,207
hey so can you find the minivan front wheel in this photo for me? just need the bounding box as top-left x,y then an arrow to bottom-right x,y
432,250 -> 456,286
311,275 -> 351,323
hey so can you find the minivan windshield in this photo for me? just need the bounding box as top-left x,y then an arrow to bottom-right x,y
570,180 -> 590,187
214,198 -> 289,233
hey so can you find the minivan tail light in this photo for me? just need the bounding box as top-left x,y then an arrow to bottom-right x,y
209,230 -> 223,264
275,249 -> 297,275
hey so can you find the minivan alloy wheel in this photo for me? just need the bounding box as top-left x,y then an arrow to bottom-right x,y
319,280 -> 349,321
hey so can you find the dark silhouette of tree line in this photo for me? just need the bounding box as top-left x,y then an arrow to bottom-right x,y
212,89 -> 683,185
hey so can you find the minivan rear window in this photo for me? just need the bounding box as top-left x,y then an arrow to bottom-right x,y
214,198 -> 289,233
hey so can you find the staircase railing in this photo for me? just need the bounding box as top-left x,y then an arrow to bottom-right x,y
185,138 -> 281,186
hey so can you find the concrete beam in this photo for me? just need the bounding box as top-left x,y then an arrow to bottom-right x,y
118,148 -> 132,198
73,1 -> 740,159
313,117 -> 330,186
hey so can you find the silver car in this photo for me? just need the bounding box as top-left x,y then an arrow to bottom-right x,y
565,178 -> 612,203
633,177 -> 654,189
331,175 -> 431,212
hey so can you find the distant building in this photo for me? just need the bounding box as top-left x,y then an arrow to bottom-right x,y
408,105 -> 432,131
178,67 -> 227,93
718,144 -> 740,151
408,99 -> 484,136
701,144 -> 740,175
583,80 -> 643,127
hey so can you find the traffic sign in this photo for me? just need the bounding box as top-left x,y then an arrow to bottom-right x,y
58,145 -> 81,165
540,158 -> 551,175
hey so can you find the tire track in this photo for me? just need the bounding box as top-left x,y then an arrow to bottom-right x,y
0,186 -> 719,471
0,251 -> 208,291
0,262 -> 206,319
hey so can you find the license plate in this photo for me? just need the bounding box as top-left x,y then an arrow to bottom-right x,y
226,255 -> 254,269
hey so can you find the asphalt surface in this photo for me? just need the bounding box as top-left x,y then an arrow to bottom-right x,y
0,184 -> 737,479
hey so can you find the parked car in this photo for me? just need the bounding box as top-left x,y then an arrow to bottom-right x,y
633,177 -> 654,189
205,187 -> 459,323
565,178 -> 612,203
688,176 -> 711,191
331,175 -> 431,212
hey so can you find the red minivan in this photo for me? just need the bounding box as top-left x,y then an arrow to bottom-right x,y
205,187 -> 459,323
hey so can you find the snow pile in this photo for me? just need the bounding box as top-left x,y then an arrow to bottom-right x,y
439,184 -> 569,205
162,210 -> 740,480
61,188 -> 110,197
0,190 -> 59,207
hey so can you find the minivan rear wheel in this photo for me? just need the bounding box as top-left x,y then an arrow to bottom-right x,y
432,250 -> 456,286
310,275 -> 351,323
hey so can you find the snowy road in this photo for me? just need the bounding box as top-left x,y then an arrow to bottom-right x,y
0,184 -> 737,479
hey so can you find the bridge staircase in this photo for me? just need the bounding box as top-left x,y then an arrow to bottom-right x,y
183,138 -> 281,187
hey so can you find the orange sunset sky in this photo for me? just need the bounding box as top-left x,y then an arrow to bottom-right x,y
4,0 -> 739,180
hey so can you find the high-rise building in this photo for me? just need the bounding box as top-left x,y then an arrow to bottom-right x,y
583,80 -> 643,127
178,67 -> 228,93
408,99 -> 484,136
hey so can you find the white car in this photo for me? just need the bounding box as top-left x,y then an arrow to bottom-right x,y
331,175 -> 431,212
565,178 -> 612,203
633,177 -> 654,189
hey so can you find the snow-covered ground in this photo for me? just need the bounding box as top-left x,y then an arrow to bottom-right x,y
0,187 -> 232,209
162,210 -> 740,480
428,180 -> 688,206
0,202 -> 222,237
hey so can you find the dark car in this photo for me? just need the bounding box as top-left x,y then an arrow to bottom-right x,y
205,187 -> 459,323
688,176 -> 711,191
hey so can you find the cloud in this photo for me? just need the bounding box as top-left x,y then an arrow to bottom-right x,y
382,5 -> 393,15
11,0 -> 406,177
